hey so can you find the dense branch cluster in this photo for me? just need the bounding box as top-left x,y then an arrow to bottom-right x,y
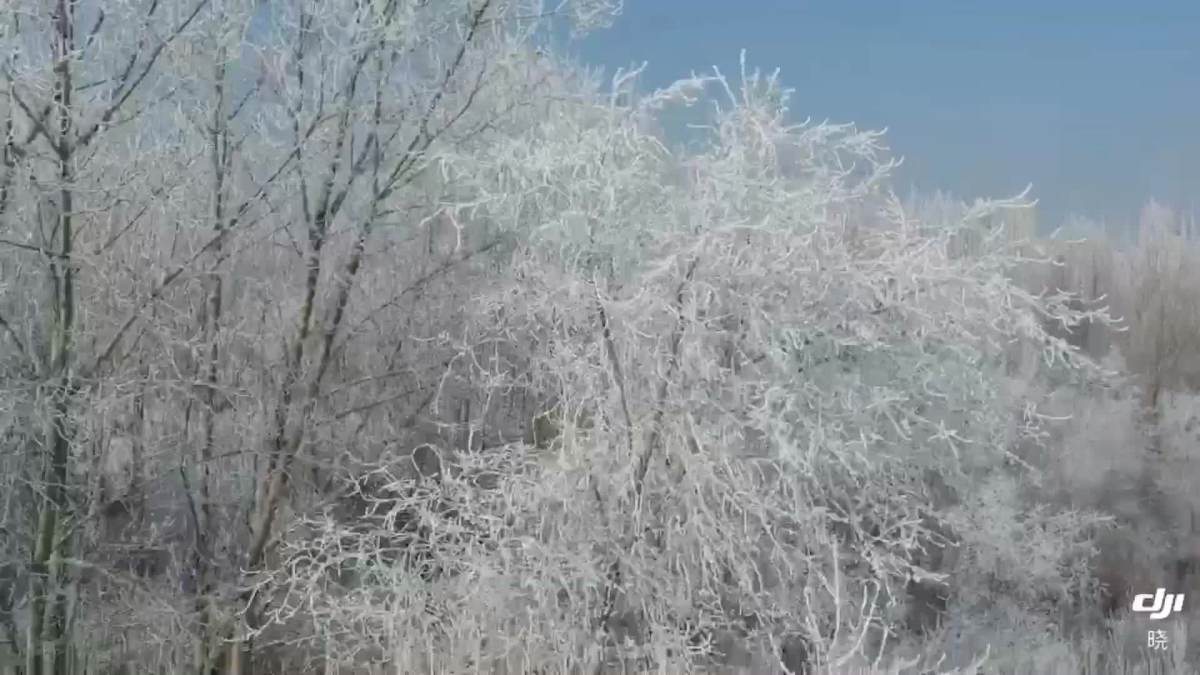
0,2 -> 1198,675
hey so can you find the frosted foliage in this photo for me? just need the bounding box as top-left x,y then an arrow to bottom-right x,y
1110,200 -> 1200,395
1160,393 -> 1200,452
0,0 -> 1172,669
561,0 -> 623,34
273,54 -> 1114,673
1157,393 -> 1200,528
948,476 -> 1095,603
1055,390 -> 1144,500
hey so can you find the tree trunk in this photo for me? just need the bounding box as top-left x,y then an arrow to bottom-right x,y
28,2 -> 77,672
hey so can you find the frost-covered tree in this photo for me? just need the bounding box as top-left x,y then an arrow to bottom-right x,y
0,0 -> 620,672
9,1 -> 1186,672
270,53 -> 1114,673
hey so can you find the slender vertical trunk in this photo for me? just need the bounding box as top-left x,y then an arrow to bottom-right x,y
193,42 -> 228,675
29,3 -> 75,673
1147,286 -> 1167,456
129,365 -> 147,526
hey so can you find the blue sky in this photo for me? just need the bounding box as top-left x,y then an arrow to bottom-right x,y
573,1 -> 1200,230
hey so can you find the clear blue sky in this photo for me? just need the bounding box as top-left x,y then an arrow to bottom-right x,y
573,1 -> 1200,230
